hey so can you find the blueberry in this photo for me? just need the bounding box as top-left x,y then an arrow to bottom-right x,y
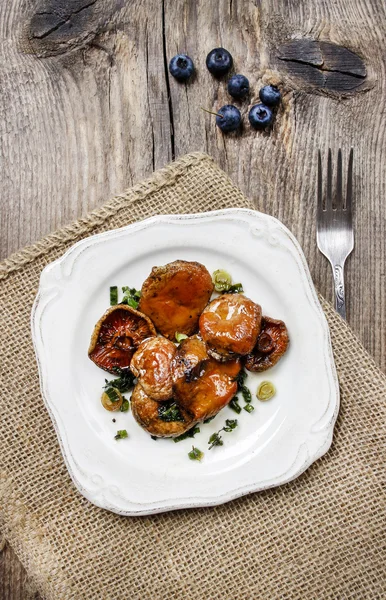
206,48 -> 233,76
227,74 -> 250,99
248,104 -> 273,129
216,105 -> 241,133
259,85 -> 281,106
169,54 -> 194,82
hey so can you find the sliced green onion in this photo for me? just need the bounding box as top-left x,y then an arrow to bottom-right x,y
105,387 -> 120,403
223,419 -> 238,432
257,381 -> 276,401
226,283 -> 244,294
243,404 -> 254,413
188,446 -> 204,461
212,269 -> 232,292
121,287 -> 141,309
110,286 -> 118,305
229,397 -> 242,414
240,385 -> 252,403
175,332 -> 188,343
120,398 -> 130,412
114,429 -> 128,440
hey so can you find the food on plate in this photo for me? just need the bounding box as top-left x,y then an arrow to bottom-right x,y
256,381 -> 276,401
90,261 -> 289,457
172,336 -> 241,421
199,293 -> 262,361
131,336 -> 176,401
244,316 -> 289,372
101,387 -> 123,411
139,260 -> 213,340
131,384 -> 195,438
88,305 -> 156,373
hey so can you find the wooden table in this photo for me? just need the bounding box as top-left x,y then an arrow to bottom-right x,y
1,0 -> 385,597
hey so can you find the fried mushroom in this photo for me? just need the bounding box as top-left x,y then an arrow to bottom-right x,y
244,316 -> 289,372
199,293 -> 262,361
138,260 -> 214,340
172,336 -> 241,421
131,384 -> 195,438
88,305 -> 156,373
130,336 -> 176,401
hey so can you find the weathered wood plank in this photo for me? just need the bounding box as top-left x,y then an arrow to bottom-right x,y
0,0 -> 385,597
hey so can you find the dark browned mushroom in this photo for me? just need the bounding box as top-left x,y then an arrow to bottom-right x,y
244,316 -> 289,372
88,305 -> 156,373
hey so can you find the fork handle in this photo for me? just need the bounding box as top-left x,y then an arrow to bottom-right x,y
332,264 -> 346,320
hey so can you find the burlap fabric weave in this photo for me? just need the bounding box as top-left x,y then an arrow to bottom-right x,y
0,153 -> 385,599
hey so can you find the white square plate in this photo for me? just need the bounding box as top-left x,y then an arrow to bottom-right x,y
32,209 -> 339,515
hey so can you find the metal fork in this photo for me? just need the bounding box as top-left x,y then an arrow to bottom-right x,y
317,148 -> 354,320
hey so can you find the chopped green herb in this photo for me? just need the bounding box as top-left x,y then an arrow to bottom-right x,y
208,418 -> 238,449
175,332 -> 188,343
173,425 -> 200,443
105,387 -> 120,403
114,429 -> 128,440
229,397 -> 242,414
104,370 -> 134,393
121,286 -> 141,309
223,418 -> 238,432
208,432 -> 224,449
120,398 -> 130,412
158,401 -> 184,422
188,446 -> 204,461
204,416 -> 216,424
151,435 -> 158,441
110,286 -> 118,306
226,283 -> 244,294
243,403 -> 254,413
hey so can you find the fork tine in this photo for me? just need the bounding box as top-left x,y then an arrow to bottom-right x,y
336,148 -> 343,210
317,150 -> 323,217
326,148 -> 333,210
346,148 -> 353,217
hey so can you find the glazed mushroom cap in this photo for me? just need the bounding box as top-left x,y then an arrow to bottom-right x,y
130,336 -> 176,401
244,316 -> 289,372
138,260 -> 214,340
199,293 -> 262,360
88,305 -> 156,374
131,384 -> 195,438
172,336 -> 241,422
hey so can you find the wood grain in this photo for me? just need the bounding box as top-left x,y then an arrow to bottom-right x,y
0,0 -> 385,596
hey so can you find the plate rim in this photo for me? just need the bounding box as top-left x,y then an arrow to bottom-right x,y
31,208 -> 340,515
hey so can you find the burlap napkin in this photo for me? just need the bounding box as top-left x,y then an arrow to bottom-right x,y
0,153 -> 385,600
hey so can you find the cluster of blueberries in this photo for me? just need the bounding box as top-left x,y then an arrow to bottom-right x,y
169,47 -> 282,133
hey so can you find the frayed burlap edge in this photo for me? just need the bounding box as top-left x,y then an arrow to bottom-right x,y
0,152 -> 212,281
